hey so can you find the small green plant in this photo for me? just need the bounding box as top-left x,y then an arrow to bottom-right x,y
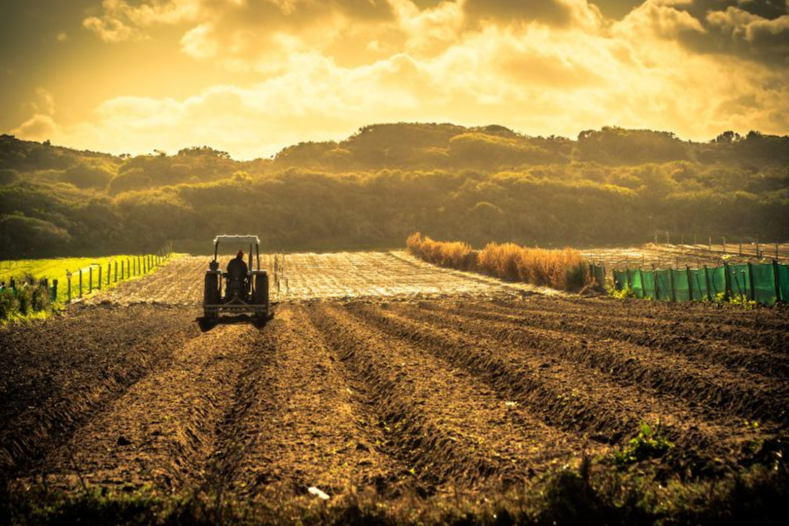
614,421 -> 674,464
608,285 -> 636,300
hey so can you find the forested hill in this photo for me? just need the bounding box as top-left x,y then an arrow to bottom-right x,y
1,124 -> 788,258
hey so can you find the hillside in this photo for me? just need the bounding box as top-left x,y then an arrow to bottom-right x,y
1,124 -> 788,258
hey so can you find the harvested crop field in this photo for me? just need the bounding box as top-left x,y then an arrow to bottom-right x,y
2,252 -> 789,525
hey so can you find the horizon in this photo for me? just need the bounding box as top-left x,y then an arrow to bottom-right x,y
2,1 -> 788,160
3,120 -> 778,162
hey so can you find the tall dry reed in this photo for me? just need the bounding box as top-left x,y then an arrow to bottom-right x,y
407,233 -> 591,291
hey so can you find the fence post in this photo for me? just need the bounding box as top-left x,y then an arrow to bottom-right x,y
89,267 -> 93,294
669,268 -> 676,302
773,260 -> 781,303
747,262 -> 756,302
108,262 -> 111,285
114,261 -> 118,283
723,261 -> 731,301
79,270 -> 83,299
704,265 -> 712,301
98,265 -> 102,290
653,265 -> 660,300
121,261 -> 125,281
687,266 -> 693,302
52,279 -> 58,302
67,272 -> 72,303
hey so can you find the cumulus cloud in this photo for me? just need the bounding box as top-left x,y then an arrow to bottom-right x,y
618,0 -> 789,64
12,115 -> 58,142
35,0 -> 783,158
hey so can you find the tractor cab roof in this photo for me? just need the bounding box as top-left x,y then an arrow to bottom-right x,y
214,235 -> 260,246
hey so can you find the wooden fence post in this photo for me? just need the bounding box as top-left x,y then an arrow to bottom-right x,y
723,261 -> 731,301
98,265 -> 102,290
687,266 -> 693,302
704,265 -> 712,301
114,261 -> 118,283
79,270 -> 83,299
669,268 -> 676,302
67,272 -> 72,303
89,267 -> 93,294
772,260 -> 781,303
748,262 -> 756,302
52,279 -> 58,302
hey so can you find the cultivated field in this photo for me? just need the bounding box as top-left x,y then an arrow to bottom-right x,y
2,252 -> 788,524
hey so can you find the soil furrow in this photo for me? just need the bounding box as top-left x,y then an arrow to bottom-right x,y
482,297 -> 789,349
316,303 -> 607,488
476,298 -> 789,355
308,303 -> 521,491
346,302 -> 760,463
205,306 -> 409,503
0,306 -> 200,476
17,324 -> 255,494
429,301 -> 789,380
390,302 -> 788,426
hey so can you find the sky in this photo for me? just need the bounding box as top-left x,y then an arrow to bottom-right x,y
1,0 -> 788,160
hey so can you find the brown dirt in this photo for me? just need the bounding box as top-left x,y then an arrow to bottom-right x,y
3,251 -> 788,509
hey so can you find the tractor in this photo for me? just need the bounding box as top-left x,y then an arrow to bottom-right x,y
203,235 -> 269,321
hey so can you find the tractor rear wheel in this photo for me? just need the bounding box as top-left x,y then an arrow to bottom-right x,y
204,272 -> 219,319
253,273 -> 269,320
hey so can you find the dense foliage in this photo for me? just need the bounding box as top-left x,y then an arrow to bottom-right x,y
1,124 -> 788,258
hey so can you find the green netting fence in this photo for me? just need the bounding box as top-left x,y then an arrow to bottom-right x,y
612,261 -> 787,305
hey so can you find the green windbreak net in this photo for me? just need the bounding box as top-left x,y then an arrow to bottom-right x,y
608,262 -> 787,305
642,270 -> 656,299
688,269 -> 708,301
656,270 -> 672,301
729,264 -> 750,300
673,269 -> 691,302
614,270 -> 626,291
591,264 -> 606,289
630,270 -> 644,298
752,264 -> 777,304
780,265 -> 789,303
709,267 -> 727,297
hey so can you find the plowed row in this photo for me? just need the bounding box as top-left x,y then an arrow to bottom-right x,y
3,301 -> 788,505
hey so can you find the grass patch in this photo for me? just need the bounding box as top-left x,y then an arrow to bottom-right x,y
5,458 -> 788,526
0,253 -> 171,322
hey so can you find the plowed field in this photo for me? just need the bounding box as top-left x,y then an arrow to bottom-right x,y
2,252 -> 788,525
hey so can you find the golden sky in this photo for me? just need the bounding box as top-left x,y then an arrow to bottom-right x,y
1,0 -> 788,159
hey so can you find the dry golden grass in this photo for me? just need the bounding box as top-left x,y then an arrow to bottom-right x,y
407,233 -> 591,291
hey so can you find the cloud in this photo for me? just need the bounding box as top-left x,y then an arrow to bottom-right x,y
463,0 -> 602,29
12,115 -> 58,141
617,0 -> 789,64
83,0 -> 203,42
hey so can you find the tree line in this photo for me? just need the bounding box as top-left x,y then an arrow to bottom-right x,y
1,124 -> 788,258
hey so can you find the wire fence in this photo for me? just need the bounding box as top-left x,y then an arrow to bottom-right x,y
0,244 -> 173,305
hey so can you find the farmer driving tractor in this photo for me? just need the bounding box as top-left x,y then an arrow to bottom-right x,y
225,249 -> 249,299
